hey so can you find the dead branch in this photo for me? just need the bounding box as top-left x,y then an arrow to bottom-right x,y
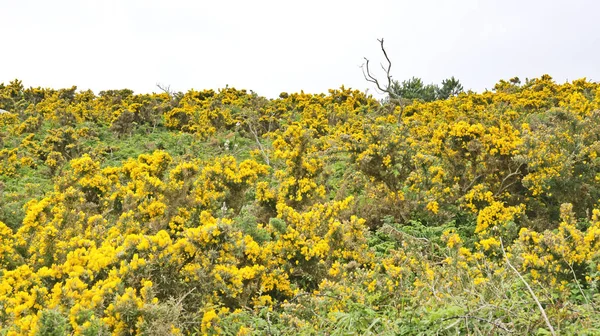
441,315 -> 511,332
500,237 -> 556,336
568,262 -> 595,311
462,174 -> 483,193
495,163 -> 524,196
247,121 -> 271,166
156,82 -> 174,98
361,38 -> 399,99
380,223 -> 429,244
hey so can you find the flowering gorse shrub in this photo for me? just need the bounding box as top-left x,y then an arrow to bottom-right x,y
0,76 -> 600,334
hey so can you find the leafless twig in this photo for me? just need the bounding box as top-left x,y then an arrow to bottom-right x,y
500,237 -> 556,336
441,315 -> 510,332
463,174 -> 483,193
495,163 -> 524,196
381,224 -> 429,244
176,287 -> 197,306
247,121 -> 271,166
287,292 -> 342,303
567,262 -> 595,311
156,82 -> 175,99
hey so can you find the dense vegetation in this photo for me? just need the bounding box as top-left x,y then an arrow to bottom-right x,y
1,76 -> 600,335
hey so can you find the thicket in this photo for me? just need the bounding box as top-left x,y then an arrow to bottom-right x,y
0,76 -> 600,335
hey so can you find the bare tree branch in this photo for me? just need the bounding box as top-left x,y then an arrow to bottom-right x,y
495,163 -> 524,196
462,174 -> 483,193
156,82 -> 174,98
361,38 -> 399,99
247,121 -> 271,166
377,38 -> 393,92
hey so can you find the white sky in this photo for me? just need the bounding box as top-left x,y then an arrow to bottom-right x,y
1,0 -> 598,98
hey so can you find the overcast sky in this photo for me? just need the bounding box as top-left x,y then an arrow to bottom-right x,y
1,0 -> 598,98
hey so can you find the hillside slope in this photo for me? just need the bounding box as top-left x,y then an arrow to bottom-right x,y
1,76 -> 600,334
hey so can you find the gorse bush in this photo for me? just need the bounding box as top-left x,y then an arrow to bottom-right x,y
0,76 -> 600,334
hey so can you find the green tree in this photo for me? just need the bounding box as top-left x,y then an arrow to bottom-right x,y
436,76 -> 464,99
389,77 -> 439,102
